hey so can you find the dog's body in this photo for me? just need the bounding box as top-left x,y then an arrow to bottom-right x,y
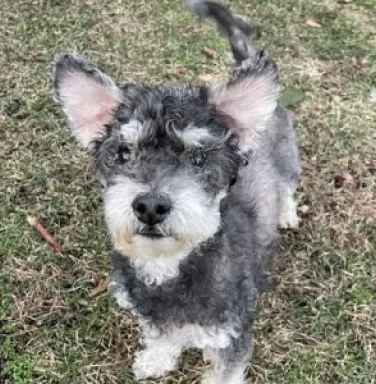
53,1 -> 300,382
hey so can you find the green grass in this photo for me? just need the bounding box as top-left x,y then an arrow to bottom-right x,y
1,0 -> 375,383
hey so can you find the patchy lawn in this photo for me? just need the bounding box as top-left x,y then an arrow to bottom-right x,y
1,0 -> 375,383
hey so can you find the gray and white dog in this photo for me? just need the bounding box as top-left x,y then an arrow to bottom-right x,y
53,1 -> 300,382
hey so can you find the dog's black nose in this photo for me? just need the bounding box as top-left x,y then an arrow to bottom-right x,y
132,193 -> 172,226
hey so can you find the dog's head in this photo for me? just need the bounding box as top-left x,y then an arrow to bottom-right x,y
53,53 -> 278,259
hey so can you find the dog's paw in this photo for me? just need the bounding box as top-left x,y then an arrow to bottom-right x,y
202,373 -> 221,384
201,376 -> 217,384
279,210 -> 300,229
279,197 -> 300,229
201,374 -> 244,384
133,347 -> 178,380
114,290 -> 134,310
202,372 -> 246,384
108,281 -> 134,310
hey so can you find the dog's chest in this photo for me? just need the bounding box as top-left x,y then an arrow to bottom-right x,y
111,250 -> 215,323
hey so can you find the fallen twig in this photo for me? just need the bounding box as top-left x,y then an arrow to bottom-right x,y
27,216 -> 63,253
202,46 -> 216,58
89,278 -> 109,298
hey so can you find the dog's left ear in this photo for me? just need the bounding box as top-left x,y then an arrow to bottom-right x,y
53,54 -> 122,149
210,52 -> 279,152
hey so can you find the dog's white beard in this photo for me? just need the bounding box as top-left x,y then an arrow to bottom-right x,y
104,175 -> 226,285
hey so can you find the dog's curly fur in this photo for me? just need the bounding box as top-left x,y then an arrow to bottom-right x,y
52,1 -> 300,382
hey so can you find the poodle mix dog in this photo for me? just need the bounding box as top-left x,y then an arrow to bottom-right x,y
53,1 -> 300,382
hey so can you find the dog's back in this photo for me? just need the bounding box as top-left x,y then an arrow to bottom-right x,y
188,0 -> 301,233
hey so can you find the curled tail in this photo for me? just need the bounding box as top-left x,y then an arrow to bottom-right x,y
186,0 -> 253,64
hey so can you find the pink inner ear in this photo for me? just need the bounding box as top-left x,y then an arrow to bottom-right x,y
211,75 -> 278,150
60,71 -> 121,147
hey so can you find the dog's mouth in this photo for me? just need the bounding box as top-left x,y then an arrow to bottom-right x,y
137,227 -> 166,239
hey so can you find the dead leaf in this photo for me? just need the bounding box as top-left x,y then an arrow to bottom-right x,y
334,172 -> 355,188
198,73 -> 215,83
299,205 -> 310,215
202,47 -> 216,58
279,89 -> 306,108
175,67 -> 187,75
89,278 -> 109,298
306,17 -> 322,28
342,172 -> 355,185
88,26 -> 98,39
168,67 -> 188,79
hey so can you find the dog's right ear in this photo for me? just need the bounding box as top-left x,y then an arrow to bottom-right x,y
53,54 -> 122,149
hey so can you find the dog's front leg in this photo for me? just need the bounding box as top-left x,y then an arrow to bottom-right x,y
202,332 -> 252,384
108,279 -> 134,311
132,325 -> 185,380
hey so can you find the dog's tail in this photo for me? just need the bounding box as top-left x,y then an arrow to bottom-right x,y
186,0 -> 253,64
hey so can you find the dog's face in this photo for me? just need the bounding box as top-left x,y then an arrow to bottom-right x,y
53,53 -> 279,258
93,84 -> 242,258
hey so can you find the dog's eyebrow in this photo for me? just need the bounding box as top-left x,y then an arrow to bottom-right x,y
120,119 -> 144,146
120,120 -> 229,149
174,125 -> 229,149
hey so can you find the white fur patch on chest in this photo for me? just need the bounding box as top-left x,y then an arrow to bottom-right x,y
131,246 -> 191,286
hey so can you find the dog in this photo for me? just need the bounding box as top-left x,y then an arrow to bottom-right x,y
52,1 -> 300,382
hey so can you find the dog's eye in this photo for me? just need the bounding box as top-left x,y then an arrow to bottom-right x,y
229,176 -> 238,186
192,153 -> 207,167
118,147 -> 131,163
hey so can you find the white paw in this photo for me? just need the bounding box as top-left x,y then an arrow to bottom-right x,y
202,348 -> 215,363
108,281 -> 134,310
114,290 -> 134,310
201,374 -> 222,384
279,210 -> 300,229
201,371 -> 245,384
279,198 -> 300,229
132,346 -> 179,380
201,375 -> 218,384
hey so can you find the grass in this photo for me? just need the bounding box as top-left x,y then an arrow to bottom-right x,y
0,0 -> 375,383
